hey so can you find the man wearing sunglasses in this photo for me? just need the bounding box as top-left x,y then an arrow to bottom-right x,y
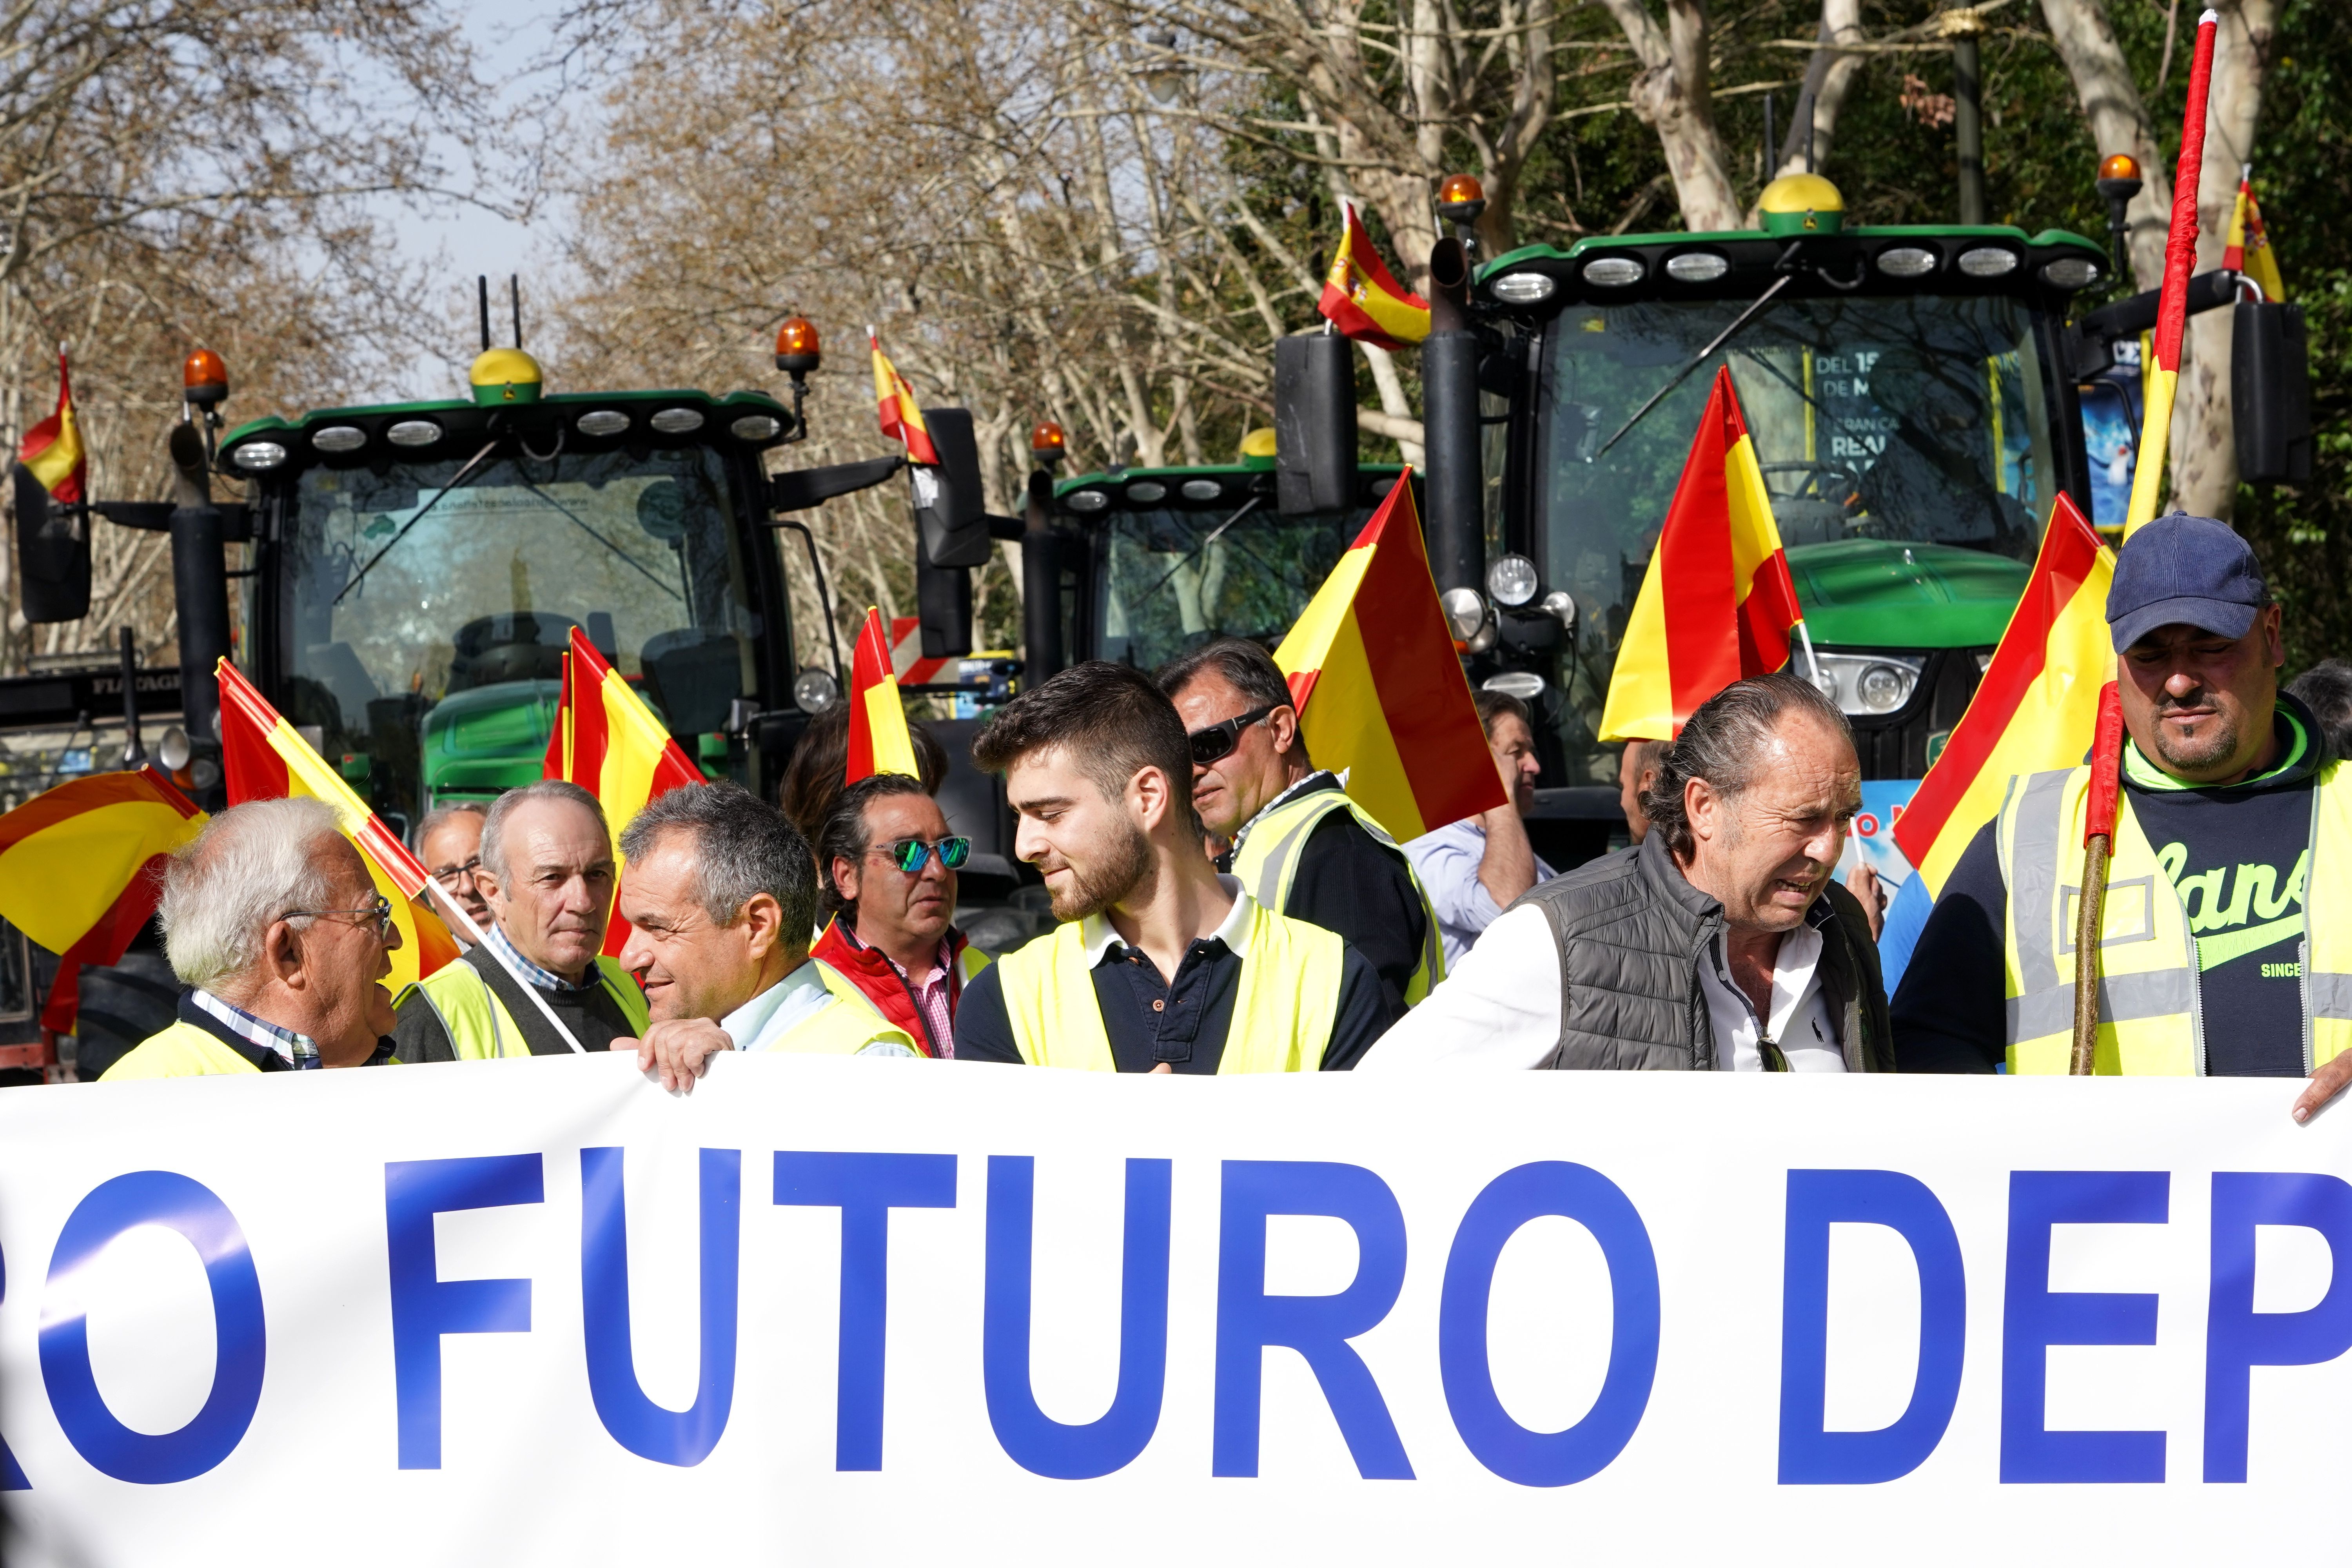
1156,638 -> 1441,1022
393,780 -> 650,1062
810,773 -> 992,1057
104,798 -> 403,1078
953,661 -> 1390,1073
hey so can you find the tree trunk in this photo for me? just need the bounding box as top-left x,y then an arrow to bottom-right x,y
1597,0 -> 1743,232
1752,0 -> 1867,206
2039,0 -> 2173,289
2169,0 -> 2277,519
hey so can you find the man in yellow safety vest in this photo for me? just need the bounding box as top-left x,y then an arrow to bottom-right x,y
103,797 -> 402,1078
952,660 -> 1390,1073
1155,637 -> 1440,1021
392,780 -> 649,1060
620,780 -> 918,1092
1892,514 -> 2352,1121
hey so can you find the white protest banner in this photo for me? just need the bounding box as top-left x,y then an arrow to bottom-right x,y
4,1056 -> 2351,1564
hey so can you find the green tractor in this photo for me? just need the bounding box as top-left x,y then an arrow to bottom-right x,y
3,298 -> 1022,1072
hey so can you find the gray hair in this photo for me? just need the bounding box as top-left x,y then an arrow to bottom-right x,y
1639,673 -> 1853,858
160,797 -> 344,989
416,800 -> 487,848
618,780 -> 817,937
481,779 -> 609,885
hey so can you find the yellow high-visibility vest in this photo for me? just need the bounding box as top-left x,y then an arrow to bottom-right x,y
1229,783 -> 1443,1005
767,959 -> 924,1056
401,953 -> 650,1060
1996,755 -> 2352,1074
994,896 -> 1344,1072
100,1020 -> 263,1081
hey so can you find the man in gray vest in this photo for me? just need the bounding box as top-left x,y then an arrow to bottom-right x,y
1361,673 -> 1891,1072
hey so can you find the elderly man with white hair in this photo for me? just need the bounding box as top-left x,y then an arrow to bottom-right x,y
101,797 -> 404,1079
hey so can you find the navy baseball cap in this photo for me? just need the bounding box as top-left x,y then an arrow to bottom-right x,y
2106,512 -> 2267,652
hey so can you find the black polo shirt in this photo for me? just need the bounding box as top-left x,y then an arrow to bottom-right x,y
954,891 -> 1390,1072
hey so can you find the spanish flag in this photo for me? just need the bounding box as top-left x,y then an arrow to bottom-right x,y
1318,202 -> 1430,352
2124,9 -> 2218,537
1273,472 -> 1505,841
2223,172 -> 2285,303
1892,494 -> 2115,895
1598,367 -> 1805,742
217,660 -> 461,991
17,348 -> 85,505
542,626 -> 705,956
870,328 -> 941,466
846,607 -> 922,782
0,767 -> 205,1032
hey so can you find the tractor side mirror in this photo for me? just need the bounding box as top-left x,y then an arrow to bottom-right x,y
2234,300 -> 2311,484
13,465 -> 91,623
911,407 -> 994,569
1273,334 -> 1357,515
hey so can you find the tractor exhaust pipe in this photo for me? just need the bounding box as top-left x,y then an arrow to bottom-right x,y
1422,238 -> 1484,595
167,422 -> 230,759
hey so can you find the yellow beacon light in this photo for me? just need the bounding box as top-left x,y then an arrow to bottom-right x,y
469,346 -> 544,407
1758,173 -> 1846,238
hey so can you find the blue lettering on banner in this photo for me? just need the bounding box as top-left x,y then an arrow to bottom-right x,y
1438,1161 -> 1660,1487
581,1147 -> 741,1467
39,1171 -> 265,1484
1777,1170 -> 1966,1484
772,1152 -> 957,1471
2203,1172 -> 2352,1483
1212,1160 -> 1414,1480
983,1156 -> 1172,1479
2000,1170 -> 2169,1483
385,1154 -> 544,1470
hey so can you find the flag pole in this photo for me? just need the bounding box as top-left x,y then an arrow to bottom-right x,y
2070,684 -> 2126,1074
1794,619 -> 1823,686
419,874 -> 589,1056
2076,7 -> 2217,1074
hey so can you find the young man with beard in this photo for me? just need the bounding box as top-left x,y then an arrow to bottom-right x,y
953,661 -> 1390,1073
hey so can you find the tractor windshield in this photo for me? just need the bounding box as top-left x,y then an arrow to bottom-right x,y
1540,290 -> 2057,782
277,444 -> 757,833
1095,499 -> 1370,670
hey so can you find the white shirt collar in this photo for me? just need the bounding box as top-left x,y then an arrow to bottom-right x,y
718,957 -> 835,1053
1076,874 -> 1258,965
1230,770 -> 1335,858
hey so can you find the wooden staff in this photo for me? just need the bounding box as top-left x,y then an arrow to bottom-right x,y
2071,684 -> 2127,1074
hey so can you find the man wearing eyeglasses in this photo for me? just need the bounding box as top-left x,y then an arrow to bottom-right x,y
809,774 -> 992,1057
103,798 -> 403,1078
392,780 -> 650,1062
1156,638 -> 1440,1022
417,801 -> 492,940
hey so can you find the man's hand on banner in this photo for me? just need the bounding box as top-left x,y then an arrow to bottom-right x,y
2292,1056 -> 2352,1124
629,1018 -> 733,1093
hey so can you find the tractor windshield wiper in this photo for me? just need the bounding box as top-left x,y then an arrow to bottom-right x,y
1137,495 -> 1263,600
514,479 -> 683,603
332,437 -> 504,606
1592,274 -> 1795,461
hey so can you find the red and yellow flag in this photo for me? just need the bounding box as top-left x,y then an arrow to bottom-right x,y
846,607 -> 922,783
1274,472 -> 1506,841
2124,9 -> 2218,536
1892,494 -> 2116,895
1599,367 -> 1805,742
217,660 -> 461,991
1318,202 -> 1430,351
542,626 -> 704,956
870,328 -> 940,466
2223,173 -> 2285,303
17,348 -> 85,505
0,766 -> 206,1032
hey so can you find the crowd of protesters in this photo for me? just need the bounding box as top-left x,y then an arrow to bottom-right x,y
94,512 -> 2352,1122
